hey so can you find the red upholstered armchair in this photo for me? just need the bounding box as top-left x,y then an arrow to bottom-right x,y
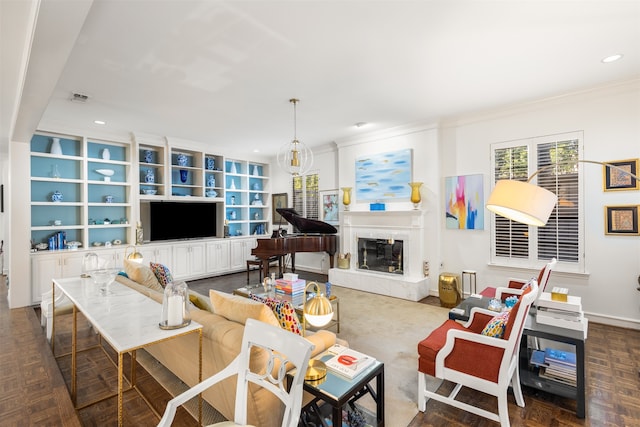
417,280 -> 538,427
479,258 -> 556,301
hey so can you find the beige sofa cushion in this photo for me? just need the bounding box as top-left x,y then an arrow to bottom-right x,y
209,290 -> 280,328
123,260 -> 163,292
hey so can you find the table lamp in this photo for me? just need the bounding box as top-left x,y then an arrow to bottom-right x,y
303,281 -> 334,380
124,245 -> 144,263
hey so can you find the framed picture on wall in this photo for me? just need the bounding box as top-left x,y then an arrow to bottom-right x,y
604,159 -> 639,191
319,189 -> 339,225
605,205 -> 639,235
272,193 -> 288,225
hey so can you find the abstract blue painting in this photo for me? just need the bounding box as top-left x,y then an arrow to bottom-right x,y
355,149 -> 412,201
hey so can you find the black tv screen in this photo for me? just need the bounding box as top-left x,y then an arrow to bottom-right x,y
149,201 -> 217,241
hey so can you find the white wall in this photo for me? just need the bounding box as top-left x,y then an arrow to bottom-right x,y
440,79 -> 640,328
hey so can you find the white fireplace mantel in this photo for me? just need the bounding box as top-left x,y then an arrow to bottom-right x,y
329,210 -> 430,301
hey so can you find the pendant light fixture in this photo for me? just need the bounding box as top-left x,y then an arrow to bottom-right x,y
277,98 -> 313,176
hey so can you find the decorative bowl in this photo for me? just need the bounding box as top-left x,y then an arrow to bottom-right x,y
142,189 -> 158,195
206,190 -> 218,198
35,242 -> 48,250
95,169 -> 115,177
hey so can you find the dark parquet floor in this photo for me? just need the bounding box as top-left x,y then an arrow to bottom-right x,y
2,270 -> 640,426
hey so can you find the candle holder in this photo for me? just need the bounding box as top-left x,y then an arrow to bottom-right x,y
160,281 -> 191,329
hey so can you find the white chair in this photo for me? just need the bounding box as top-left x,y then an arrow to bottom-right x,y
417,280 -> 538,427
40,285 -> 74,342
158,318 -> 315,427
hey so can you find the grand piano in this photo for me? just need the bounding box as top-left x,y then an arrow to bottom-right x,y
251,208 -> 338,279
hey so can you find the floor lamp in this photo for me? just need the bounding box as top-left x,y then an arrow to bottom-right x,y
486,160 -> 639,227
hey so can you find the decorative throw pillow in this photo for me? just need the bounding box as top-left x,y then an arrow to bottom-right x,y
209,290 -> 279,328
123,260 -> 163,292
481,311 -> 510,338
249,294 -> 303,336
189,292 -> 212,312
149,262 -> 173,288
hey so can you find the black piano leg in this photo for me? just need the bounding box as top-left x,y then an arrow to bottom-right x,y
291,253 -> 296,273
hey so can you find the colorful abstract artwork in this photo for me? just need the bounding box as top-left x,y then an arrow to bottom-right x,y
445,174 -> 484,230
355,149 -> 412,201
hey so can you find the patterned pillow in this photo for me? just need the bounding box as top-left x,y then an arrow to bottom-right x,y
149,262 -> 173,288
481,311 -> 510,338
249,294 -> 303,336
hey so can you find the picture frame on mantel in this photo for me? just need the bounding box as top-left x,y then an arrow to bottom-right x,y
604,159 -> 639,191
272,193 -> 288,225
319,189 -> 339,225
605,205 -> 639,235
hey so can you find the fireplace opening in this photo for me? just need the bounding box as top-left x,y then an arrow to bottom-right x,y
357,238 -> 404,274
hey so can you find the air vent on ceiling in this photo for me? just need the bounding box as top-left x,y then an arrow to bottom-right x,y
70,92 -> 89,103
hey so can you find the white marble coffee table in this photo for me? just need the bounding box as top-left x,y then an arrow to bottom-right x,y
52,277 -> 203,426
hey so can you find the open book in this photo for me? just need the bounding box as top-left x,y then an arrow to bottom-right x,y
325,347 -> 376,379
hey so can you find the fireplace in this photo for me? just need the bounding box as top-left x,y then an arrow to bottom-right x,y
329,210 -> 430,301
357,238 -> 404,274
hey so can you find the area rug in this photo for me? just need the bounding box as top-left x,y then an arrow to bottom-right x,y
331,286 -> 448,426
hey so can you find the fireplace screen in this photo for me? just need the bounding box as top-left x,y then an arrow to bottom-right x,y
357,238 -> 404,274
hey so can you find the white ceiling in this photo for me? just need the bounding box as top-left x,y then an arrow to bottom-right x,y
8,0 -> 640,156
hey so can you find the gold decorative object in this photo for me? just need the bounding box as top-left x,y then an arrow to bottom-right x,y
409,182 -> 423,209
341,187 -> 352,211
302,281 -> 333,381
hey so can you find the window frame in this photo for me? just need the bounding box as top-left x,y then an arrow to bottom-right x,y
489,132 -> 585,273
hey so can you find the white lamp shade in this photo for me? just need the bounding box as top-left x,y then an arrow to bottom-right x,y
486,180 -> 558,227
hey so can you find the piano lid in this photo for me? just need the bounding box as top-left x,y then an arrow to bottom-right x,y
276,208 -> 338,234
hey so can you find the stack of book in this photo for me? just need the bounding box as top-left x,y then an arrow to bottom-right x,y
325,347 -> 376,379
275,278 -> 306,307
536,291 -> 588,338
530,347 -> 577,387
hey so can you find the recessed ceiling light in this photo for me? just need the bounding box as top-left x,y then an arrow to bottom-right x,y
253,149 -> 260,153
601,54 -> 623,63
94,120 -> 106,125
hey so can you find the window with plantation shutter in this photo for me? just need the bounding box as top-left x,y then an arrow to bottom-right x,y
491,133 -> 583,271
291,172 -> 319,232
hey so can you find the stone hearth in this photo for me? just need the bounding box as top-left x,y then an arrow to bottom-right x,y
329,210 -> 429,301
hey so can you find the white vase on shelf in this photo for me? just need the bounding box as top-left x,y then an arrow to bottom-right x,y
230,162 -> 237,174
102,148 -> 110,160
50,138 -> 63,155
230,179 -> 236,190
252,165 -> 259,176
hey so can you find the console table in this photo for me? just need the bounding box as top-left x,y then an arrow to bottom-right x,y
52,277 -> 203,426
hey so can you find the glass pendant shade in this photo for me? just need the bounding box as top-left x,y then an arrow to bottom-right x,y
277,99 -> 313,176
160,281 -> 191,329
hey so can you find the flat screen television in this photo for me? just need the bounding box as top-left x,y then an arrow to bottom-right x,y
147,201 -> 218,241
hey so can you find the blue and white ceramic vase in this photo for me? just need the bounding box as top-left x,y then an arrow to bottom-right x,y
50,138 -> 63,155
206,157 -> 215,170
145,169 -> 155,183
177,153 -> 188,166
144,150 -> 153,163
207,175 -> 215,187
180,169 -> 188,183
51,190 -> 63,202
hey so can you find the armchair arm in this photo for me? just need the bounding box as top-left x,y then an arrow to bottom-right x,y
158,355 -> 242,427
494,286 -> 525,301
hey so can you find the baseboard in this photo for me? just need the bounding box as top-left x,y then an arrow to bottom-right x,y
584,312 -> 640,330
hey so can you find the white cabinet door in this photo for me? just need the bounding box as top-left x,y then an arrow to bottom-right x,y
229,238 -> 258,271
31,254 -> 62,304
31,251 -> 86,304
206,240 -> 230,273
136,244 -> 173,270
172,242 -> 206,279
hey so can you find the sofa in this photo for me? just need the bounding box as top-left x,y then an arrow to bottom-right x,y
115,261 -> 341,427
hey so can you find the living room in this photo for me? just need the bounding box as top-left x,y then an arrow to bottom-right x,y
1,1 -> 640,426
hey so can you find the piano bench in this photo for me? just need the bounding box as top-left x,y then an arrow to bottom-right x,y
246,257 -> 281,284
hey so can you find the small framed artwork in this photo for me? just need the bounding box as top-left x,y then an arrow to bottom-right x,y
604,159 -> 639,191
272,193 -> 288,225
319,190 -> 339,225
605,205 -> 639,235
